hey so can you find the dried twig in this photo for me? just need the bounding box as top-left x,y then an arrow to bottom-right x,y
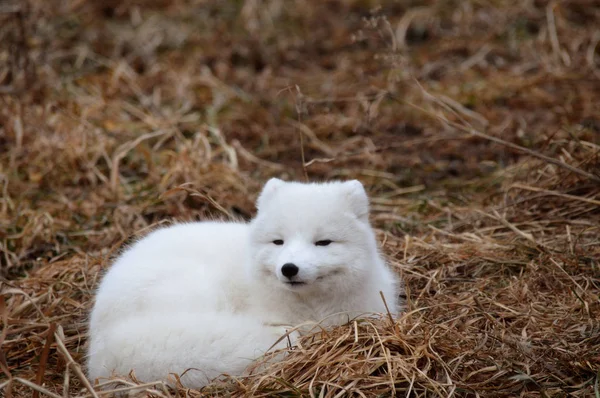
54,326 -> 100,398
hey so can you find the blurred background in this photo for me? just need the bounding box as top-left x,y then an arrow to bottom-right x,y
1,1 -> 599,396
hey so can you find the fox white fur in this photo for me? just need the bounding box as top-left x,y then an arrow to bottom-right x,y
87,179 -> 400,388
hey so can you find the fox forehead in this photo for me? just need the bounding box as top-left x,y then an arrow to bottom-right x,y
252,210 -> 357,238
257,180 -> 368,216
256,193 -> 357,226
266,195 -> 350,215
251,179 -> 370,242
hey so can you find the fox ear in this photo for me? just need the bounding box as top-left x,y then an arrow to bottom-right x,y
257,178 -> 285,210
343,180 -> 369,221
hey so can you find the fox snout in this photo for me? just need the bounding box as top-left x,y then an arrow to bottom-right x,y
281,263 -> 299,278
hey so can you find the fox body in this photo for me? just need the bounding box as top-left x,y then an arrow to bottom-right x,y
87,179 -> 400,387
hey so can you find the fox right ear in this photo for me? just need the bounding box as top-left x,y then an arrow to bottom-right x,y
256,178 -> 285,210
343,180 -> 370,221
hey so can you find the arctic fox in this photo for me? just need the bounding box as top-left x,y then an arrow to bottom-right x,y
87,179 -> 400,388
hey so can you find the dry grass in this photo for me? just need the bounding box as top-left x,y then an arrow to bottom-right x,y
1,0 -> 599,396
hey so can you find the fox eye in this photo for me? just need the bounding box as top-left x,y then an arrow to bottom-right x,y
272,239 -> 284,245
315,240 -> 332,246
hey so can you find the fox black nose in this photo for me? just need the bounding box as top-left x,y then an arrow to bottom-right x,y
281,263 -> 299,278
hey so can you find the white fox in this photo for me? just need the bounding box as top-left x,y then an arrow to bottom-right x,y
87,179 -> 401,388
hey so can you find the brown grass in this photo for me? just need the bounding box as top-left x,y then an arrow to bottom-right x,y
1,0 -> 599,396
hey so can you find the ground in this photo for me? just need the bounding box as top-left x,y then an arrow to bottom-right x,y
1,0 -> 599,397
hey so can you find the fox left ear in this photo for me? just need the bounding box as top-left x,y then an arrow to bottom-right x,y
257,178 -> 285,211
343,180 -> 369,221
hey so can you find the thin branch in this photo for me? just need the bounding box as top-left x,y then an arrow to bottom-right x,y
54,326 -> 100,398
14,378 -> 63,398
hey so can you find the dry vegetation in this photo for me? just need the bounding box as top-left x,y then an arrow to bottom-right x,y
1,0 -> 599,396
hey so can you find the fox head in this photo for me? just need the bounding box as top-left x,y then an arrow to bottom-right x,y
247,179 -> 381,294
